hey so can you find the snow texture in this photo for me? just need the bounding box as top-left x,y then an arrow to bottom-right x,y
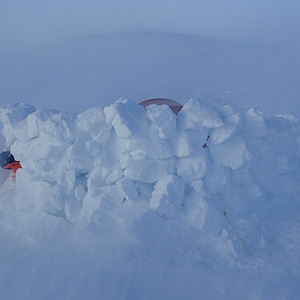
1,99 -> 300,299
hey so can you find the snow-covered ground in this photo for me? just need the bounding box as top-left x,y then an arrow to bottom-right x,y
1,31 -> 300,116
0,95 -> 300,299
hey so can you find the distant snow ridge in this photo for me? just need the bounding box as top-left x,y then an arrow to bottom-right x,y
1,100 -> 300,242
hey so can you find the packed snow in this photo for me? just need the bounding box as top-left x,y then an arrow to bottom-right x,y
0,99 -> 300,299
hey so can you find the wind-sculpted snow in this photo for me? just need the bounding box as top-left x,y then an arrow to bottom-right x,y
1,99 -> 300,299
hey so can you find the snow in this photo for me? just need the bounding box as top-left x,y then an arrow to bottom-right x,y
2,31 -> 300,117
1,97 -> 300,299
177,98 -> 224,131
146,104 -> 176,139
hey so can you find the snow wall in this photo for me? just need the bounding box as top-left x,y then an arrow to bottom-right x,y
1,99 -> 300,265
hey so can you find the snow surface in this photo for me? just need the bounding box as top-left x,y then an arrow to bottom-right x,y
1,31 -> 300,116
0,99 -> 300,299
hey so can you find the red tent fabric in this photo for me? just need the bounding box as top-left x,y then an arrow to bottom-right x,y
4,161 -> 22,174
138,98 -> 183,115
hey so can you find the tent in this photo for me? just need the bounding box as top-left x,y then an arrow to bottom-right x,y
138,98 -> 183,115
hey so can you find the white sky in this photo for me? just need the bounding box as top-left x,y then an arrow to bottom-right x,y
1,0 -> 300,47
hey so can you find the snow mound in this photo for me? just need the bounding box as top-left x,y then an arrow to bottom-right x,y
1,99 -> 300,280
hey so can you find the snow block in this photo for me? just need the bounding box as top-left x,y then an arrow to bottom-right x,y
87,164 -> 123,189
64,196 -> 82,223
150,174 -> 184,219
116,177 -> 139,202
209,137 -> 249,170
169,130 -> 207,158
244,108 -> 269,137
63,136 -> 94,173
79,185 -> 124,226
122,158 -> 175,183
183,192 -> 208,232
169,131 -> 193,158
146,104 -> 176,139
77,107 -> 111,146
209,105 -> 241,144
124,129 -> 173,160
177,99 -> 223,131
26,109 -> 59,139
104,99 -> 147,139
39,112 -> 77,144
176,151 -> 208,183
203,164 -> 231,195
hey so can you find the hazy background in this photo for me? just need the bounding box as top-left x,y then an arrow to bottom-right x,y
1,0 -> 300,115
2,0 -> 300,45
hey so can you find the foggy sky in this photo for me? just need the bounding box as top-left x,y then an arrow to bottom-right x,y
1,1 -> 300,116
1,0 -> 300,47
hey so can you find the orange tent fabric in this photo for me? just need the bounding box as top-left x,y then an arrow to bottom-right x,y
4,161 -> 22,173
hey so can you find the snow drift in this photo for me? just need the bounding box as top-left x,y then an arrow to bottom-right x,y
0,99 -> 300,299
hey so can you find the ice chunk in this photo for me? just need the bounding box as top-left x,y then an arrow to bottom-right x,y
79,185 -> 124,225
169,130 -> 207,158
150,174 -> 184,219
77,107 -> 111,146
209,137 -> 249,170
177,99 -> 223,131
124,128 -> 173,160
176,151 -> 208,183
146,104 -> 176,139
55,163 -> 76,195
11,137 -> 70,161
85,139 -> 103,157
74,183 -> 87,202
190,179 -> 204,192
122,158 -> 175,183
63,135 -> 94,173
203,165 -> 231,195
86,146 -> 123,189
39,112 -> 77,144
64,196 -> 82,223
169,131 -> 193,158
87,165 -> 123,189
231,170 -> 264,201
183,193 -> 208,232
117,177 -> 138,202
26,109 -> 59,139
244,108 -> 269,137
104,99 -> 147,139
210,105 -> 241,144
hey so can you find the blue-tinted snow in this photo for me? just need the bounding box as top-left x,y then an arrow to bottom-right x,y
0,97 -> 299,299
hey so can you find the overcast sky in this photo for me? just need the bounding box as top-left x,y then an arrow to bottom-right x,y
1,0 -> 300,47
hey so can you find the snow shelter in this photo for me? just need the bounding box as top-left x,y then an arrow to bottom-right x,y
138,98 -> 183,115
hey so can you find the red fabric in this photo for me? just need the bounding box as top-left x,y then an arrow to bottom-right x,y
3,161 -> 22,173
139,98 -> 183,115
